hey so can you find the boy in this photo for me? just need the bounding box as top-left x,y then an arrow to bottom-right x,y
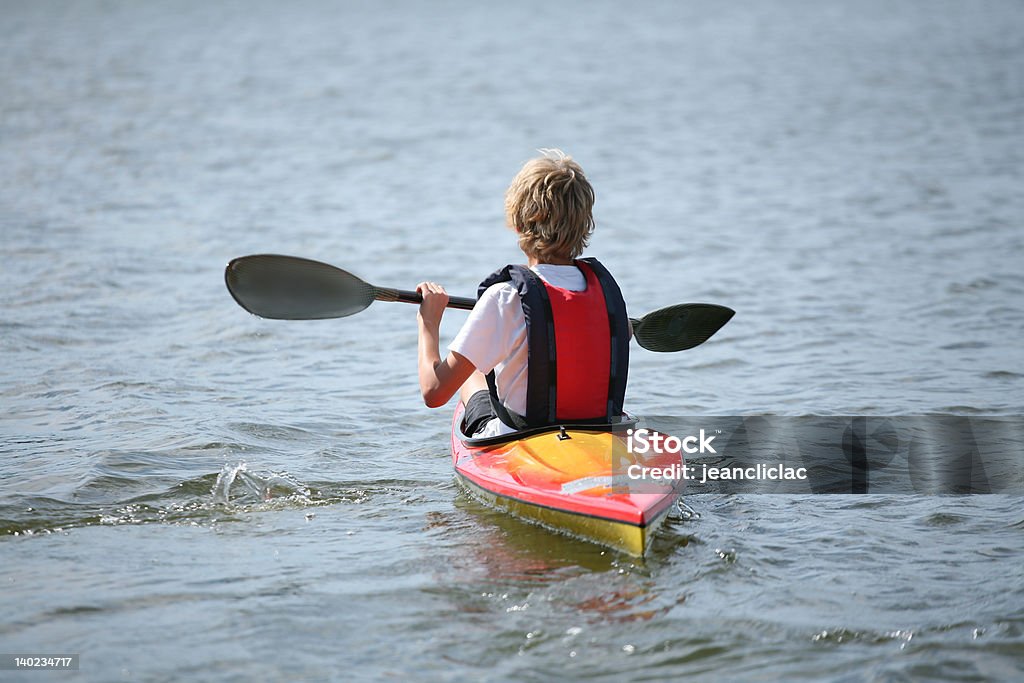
416,149 -> 630,437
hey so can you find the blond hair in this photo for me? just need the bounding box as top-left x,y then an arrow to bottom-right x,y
505,149 -> 595,261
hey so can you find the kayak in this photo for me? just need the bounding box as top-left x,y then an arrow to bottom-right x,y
450,402 -> 685,556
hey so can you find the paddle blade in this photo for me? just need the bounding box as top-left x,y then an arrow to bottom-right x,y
632,303 -> 735,352
225,254 -> 376,320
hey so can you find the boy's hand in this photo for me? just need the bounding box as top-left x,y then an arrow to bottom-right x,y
416,281 -> 449,327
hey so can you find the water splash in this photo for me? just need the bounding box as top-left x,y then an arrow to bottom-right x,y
211,462 -> 311,505
674,500 -> 701,521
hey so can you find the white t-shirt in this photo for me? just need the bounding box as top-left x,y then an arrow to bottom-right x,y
449,264 -> 587,437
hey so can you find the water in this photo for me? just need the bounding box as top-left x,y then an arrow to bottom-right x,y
2,0 -> 1023,680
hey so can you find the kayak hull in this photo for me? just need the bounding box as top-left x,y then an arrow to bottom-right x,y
450,403 -> 684,556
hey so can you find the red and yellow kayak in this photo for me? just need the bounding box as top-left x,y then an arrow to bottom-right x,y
450,402 -> 685,556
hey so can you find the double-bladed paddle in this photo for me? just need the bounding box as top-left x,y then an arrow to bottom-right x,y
224,254 -> 734,352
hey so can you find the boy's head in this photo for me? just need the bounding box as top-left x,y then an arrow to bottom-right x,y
505,149 -> 595,262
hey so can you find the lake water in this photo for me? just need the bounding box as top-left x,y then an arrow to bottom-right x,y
2,0 -> 1023,680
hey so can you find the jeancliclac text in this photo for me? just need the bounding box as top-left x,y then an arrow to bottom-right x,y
625,461 -> 808,484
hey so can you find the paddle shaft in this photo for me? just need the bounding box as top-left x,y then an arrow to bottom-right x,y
376,287 -> 476,310
379,286 -> 642,325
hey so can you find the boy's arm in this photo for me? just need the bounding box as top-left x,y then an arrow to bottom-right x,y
417,282 -> 477,408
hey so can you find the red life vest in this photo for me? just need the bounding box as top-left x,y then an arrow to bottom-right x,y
477,258 -> 630,429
